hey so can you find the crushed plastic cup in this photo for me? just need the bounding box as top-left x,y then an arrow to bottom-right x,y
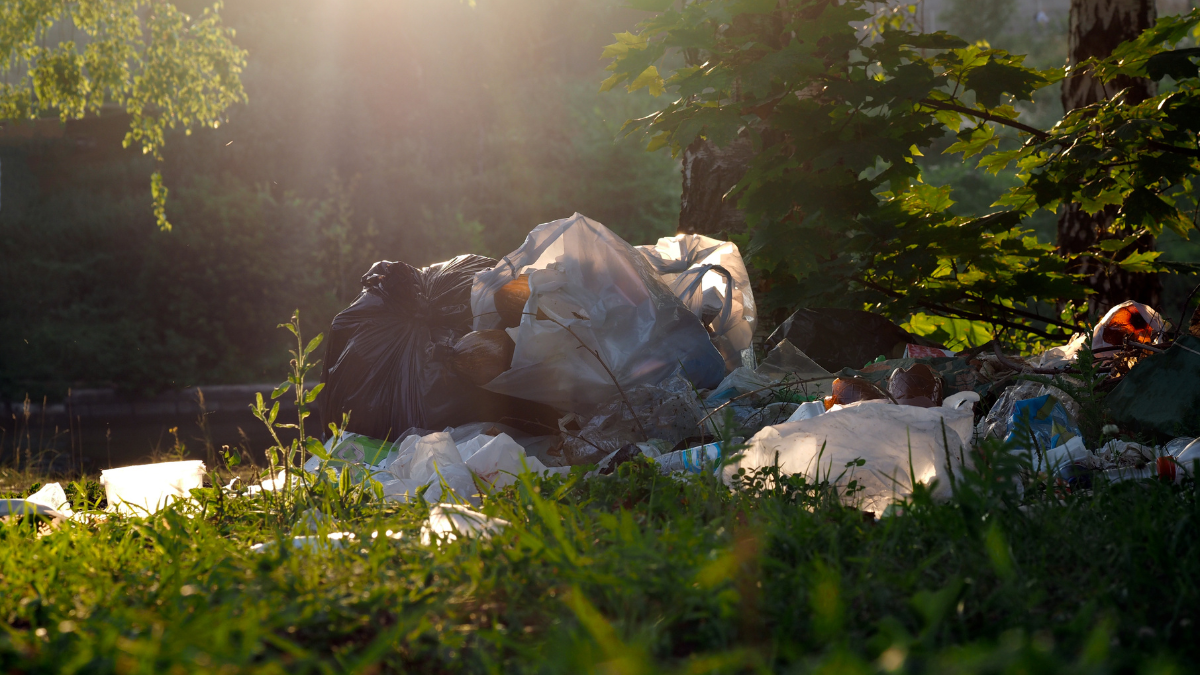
100,461 -> 206,515
1042,436 -> 1087,472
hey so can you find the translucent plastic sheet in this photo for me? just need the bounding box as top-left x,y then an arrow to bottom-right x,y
637,234 -> 757,372
471,214 -> 724,414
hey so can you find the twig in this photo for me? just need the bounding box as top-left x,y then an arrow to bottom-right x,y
1174,279 -> 1200,340
526,312 -> 650,441
1125,340 -> 1166,354
991,342 -> 1079,375
920,99 -> 1050,140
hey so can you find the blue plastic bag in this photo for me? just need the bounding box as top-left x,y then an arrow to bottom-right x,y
1003,394 -> 1081,451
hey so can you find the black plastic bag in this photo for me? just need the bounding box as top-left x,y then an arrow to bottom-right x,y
320,254 -> 537,440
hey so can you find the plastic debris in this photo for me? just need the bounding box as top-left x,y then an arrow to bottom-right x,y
1031,333 -> 1088,370
887,363 -> 943,407
560,373 -> 707,464
829,376 -> 890,407
724,392 -> 979,513
904,344 -> 955,359
0,499 -> 68,523
978,380 -> 1081,442
653,441 -> 727,475
766,308 -> 944,372
471,214 -> 724,415
249,532 -> 358,554
1092,300 -> 1165,358
25,482 -> 75,518
637,233 -> 757,372
319,254 -> 555,441
1003,394 -> 1082,455
755,339 -> 836,393
421,504 -> 510,545
1106,335 -> 1200,437
100,461 -> 206,515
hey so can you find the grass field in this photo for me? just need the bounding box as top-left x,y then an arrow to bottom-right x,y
0,446 -> 1195,675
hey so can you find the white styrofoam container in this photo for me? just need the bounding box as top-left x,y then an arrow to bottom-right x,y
100,461 -> 206,515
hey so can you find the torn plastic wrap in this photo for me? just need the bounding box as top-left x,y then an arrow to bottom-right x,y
636,233 -> 757,372
559,373 -> 706,465
977,380 -> 1081,442
470,214 -> 725,415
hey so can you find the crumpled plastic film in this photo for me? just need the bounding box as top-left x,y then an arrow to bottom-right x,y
977,380 -> 1081,442
561,373 -> 706,464
470,213 -> 724,415
637,233 -> 757,372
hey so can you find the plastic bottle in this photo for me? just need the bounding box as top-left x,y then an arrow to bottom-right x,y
1097,454 -> 1195,485
653,440 -> 741,475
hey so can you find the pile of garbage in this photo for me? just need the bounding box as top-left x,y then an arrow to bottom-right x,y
305,215 -> 1200,511
19,216 -> 1198,529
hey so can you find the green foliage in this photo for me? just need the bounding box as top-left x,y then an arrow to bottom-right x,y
989,12 -> 1200,252
2,447 -> 1198,671
605,0 -> 1081,345
0,0 -> 247,229
606,2 -> 1200,346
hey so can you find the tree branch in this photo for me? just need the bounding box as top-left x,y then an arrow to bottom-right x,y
855,278 -> 1072,339
921,99 -> 1050,140
1147,140 -> 1200,158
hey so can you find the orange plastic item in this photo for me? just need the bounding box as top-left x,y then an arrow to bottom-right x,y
1091,300 -> 1164,358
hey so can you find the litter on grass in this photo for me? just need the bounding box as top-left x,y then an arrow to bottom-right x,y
67,219 -> 1199,535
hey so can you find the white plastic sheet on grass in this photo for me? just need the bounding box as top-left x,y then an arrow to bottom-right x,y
725,392 -> 979,514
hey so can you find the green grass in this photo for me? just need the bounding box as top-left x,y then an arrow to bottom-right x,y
1,448 -> 1196,674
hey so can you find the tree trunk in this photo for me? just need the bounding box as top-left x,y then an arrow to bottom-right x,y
678,135 -> 756,236
1060,0 -> 1159,319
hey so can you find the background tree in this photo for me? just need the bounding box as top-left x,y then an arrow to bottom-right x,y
606,0 -> 1200,348
1059,0 -> 1160,316
0,0 -> 683,399
0,0 -> 247,229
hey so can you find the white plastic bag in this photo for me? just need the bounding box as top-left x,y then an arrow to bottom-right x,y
464,433 -> 529,489
637,233 -> 757,372
725,393 -> 979,514
471,214 -> 724,414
